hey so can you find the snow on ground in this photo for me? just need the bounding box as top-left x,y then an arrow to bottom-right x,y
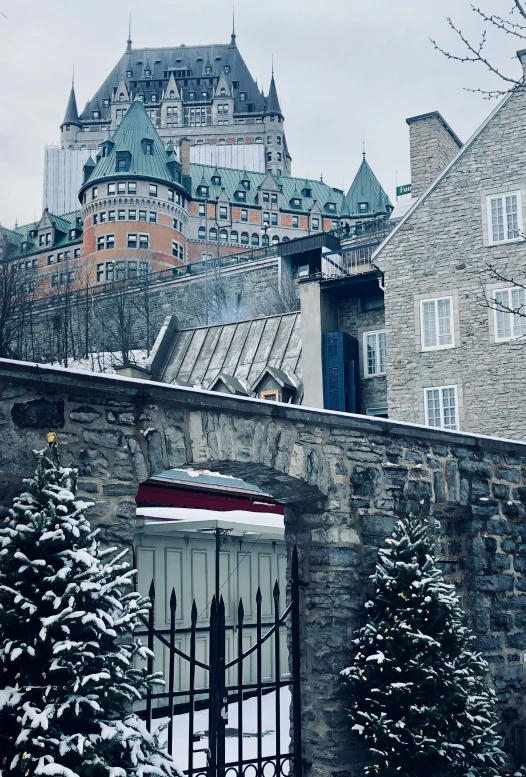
155,688 -> 291,773
46,350 -> 149,374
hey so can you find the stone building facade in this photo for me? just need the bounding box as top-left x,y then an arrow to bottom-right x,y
2,360 -> 526,771
374,51 -> 526,441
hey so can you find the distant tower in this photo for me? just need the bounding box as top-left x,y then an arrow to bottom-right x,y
263,66 -> 290,176
60,76 -> 81,147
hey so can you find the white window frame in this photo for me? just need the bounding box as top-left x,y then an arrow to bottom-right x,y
492,286 -> 526,342
363,330 -> 386,377
424,384 -> 459,431
486,191 -> 523,245
420,296 -> 454,351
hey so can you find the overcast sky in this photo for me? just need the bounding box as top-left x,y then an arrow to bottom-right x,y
0,0 -> 521,228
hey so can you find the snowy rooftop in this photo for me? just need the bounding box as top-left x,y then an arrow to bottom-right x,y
136,506 -> 284,539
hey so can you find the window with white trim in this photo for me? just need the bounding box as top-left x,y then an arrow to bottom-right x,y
420,296 -> 454,350
364,331 -> 386,376
493,287 -> 526,341
487,192 -> 522,244
424,385 -> 458,430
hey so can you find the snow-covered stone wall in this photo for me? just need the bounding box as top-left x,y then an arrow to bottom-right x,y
1,359 -> 526,772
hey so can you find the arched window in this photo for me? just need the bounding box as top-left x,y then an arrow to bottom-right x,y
170,90 -> 175,98
237,138 -> 244,144
119,92 -> 124,101
262,234 -> 270,247
251,233 -> 259,246
272,235 -> 279,245
220,229 -> 228,243
198,226 -> 206,240
220,87 -> 226,96
282,236 -> 290,242
209,227 -> 217,241
255,137 -> 263,143
241,231 -> 249,245
219,138 -> 226,145
231,230 -> 239,244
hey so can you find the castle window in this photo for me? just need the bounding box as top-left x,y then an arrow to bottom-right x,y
199,185 -> 209,197
326,202 -> 336,213
69,229 -> 76,238
219,205 -> 228,219
212,175 -> 221,186
220,229 -> 228,242
241,209 -> 248,222
100,212 -> 107,223
93,214 -> 98,225
149,184 -> 158,197
240,231 -> 249,245
277,136 -> 282,145
240,92 -> 246,101
262,233 -> 269,247
151,94 -> 157,102
74,249 -> 81,258
128,234 -> 137,249
149,211 -> 157,223
118,210 -> 126,221
424,385 -> 458,430
358,202 -> 368,213
47,255 -> 54,265
219,138 -> 226,144
126,70 -> 132,78
198,226 -> 206,240
277,152 -> 282,161
267,152 -> 272,162
199,204 -> 205,216
106,234 -> 115,249
170,90 -> 175,98
271,213 -> 278,226
205,66 -> 212,74
272,235 -> 279,245
364,330 -> 386,377
292,215 -> 299,228
255,136 -> 262,143
291,198 -> 301,209
118,182 -> 126,194
139,210 -> 147,222
263,192 -> 269,203
128,182 -> 137,194
108,183 -> 116,195
92,110 -> 99,119
231,230 -> 238,244
271,193 -> 278,204
144,142 -> 153,155
97,236 -> 105,251
236,190 -> 246,202
172,240 -> 185,260
145,69 -> 151,77
108,210 -> 116,222
312,217 -> 320,231
251,233 -> 259,246
232,80 -> 239,88
237,138 -> 244,144
267,136 -> 272,144
129,209 -> 137,220
209,227 -> 217,241
220,87 -> 226,96
202,91 -> 207,98
263,211 -> 270,224
92,187 -> 98,200
168,189 -> 175,202
119,92 -> 125,101
139,234 -> 149,249
225,66 -> 230,73
117,158 -> 127,172
139,261 -> 149,279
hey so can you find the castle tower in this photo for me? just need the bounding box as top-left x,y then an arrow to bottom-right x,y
60,82 -> 81,147
340,153 -> 392,230
78,98 -> 190,286
263,69 -> 291,177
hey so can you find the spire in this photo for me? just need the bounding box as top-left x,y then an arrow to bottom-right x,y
230,6 -> 236,46
265,68 -> 282,117
126,13 -> 132,53
341,154 -> 392,218
61,82 -> 80,128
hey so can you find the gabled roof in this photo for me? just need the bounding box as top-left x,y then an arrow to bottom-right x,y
8,209 -> 82,257
341,155 -> 392,218
209,373 -> 250,395
372,93 -> 517,261
61,84 -> 80,127
252,365 -> 297,392
79,98 -> 182,193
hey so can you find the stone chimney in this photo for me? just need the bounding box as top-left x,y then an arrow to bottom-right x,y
406,112 -> 462,199
517,49 -> 526,79
179,137 -> 193,176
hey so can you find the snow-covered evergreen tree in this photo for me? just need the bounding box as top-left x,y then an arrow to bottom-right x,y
341,512 -> 505,777
0,437 -> 177,777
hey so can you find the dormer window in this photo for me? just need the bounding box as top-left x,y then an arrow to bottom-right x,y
225,65 -> 230,73
263,192 -> 269,203
241,179 -> 250,190
151,94 -> 157,103
358,202 -> 368,213
205,66 -> 212,74
291,198 -> 301,209
202,91 -> 207,98
119,92 -> 125,101
170,90 -> 175,98
302,187 -> 312,198
236,190 -> 246,202
103,98 -> 110,107
220,87 -> 226,96
126,70 -> 132,78
144,142 -> 153,155
199,185 -> 209,197
240,92 -> 246,101
326,202 -> 336,213
145,69 -> 151,77
92,110 -> 99,119
70,229 -> 76,239
189,91 -> 195,99
212,175 -> 221,186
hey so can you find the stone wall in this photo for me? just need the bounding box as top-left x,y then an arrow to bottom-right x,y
376,86 -> 526,440
406,111 -> 462,199
2,360 -> 526,772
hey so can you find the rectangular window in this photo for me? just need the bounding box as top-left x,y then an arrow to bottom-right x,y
149,184 -> 158,197
271,193 -> 278,204
74,249 -> 81,258
64,251 -> 70,261
96,263 -> 104,282
139,234 -> 149,249
364,331 -> 386,376
100,212 -> 107,224
117,182 -> 126,195
127,234 -> 137,249
108,210 -> 116,222
56,253 -> 64,263
93,214 -> 98,225
139,210 -> 147,222
241,209 -> 248,222
271,213 -> 278,226
117,159 -> 127,172
149,211 -> 157,223
262,192 -> 269,203
51,274 -> 58,288
92,187 -> 98,200
118,210 -> 126,221
128,260 -> 137,278
219,205 -> 228,219
105,262 -> 114,282
420,296 -> 454,350
106,234 -> 115,249
312,217 -> 320,231
46,233 -> 51,245
47,255 -> 54,265
168,189 -> 174,202
487,192 -> 522,243
129,209 -> 137,220
108,183 -> 116,195
493,287 -> 526,341
263,211 -> 270,224
292,215 -> 299,228
425,385 -> 458,430
139,261 -> 149,279
97,236 -> 104,251
115,261 -> 126,280
128,182 -> 137,194
199,203 -> 205,216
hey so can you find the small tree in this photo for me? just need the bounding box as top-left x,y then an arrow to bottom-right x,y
0,437 -> 177,776
341,513 -> 504,777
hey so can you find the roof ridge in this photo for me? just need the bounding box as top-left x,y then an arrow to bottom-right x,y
177,310 -> 300,334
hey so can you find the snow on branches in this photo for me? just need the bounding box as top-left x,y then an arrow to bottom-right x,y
0,441 -> 179,776
341,512 -> 505,777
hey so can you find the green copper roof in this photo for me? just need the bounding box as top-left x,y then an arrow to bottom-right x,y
80,98 -> 181,194
341,155 -> 392,218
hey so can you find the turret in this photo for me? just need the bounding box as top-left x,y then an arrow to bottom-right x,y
60,82 -> 81,146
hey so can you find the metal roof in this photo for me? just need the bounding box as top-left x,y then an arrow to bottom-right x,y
341,154 -> 392,218
160,311 -> 302,391
61,85 -> 80,127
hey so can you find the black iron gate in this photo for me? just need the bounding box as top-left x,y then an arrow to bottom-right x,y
138,547 -> 302,777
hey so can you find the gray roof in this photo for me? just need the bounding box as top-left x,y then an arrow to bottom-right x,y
79,40 -> 268,123
160,311 -> 302,391
266,73 -> 282,116
62,85 -> 80,127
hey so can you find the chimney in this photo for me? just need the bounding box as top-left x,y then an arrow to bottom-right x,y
179,137 -> 193,176
517,49 -> 526,79
406,112 -> 462,199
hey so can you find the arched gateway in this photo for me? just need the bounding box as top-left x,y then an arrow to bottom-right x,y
1,358 -> 526,774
